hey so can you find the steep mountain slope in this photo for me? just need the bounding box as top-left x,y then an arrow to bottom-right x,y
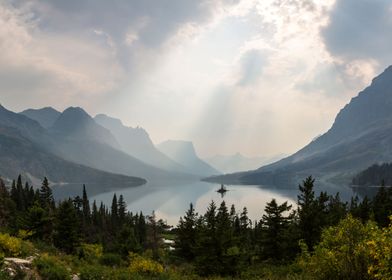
0,104 -> 50,145
94,114 -> 187,172
0,125 -> 146,190
50,107 -> 119,149
20,107 -> 61,128
158,140 -> 220,176
206,66 -> 392,186
204,153 -> 285,174
48,109 -> 195,182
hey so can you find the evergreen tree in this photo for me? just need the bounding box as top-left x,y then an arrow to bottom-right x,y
0,178 -> 14,228
194,201 -> 219,276
118,194 -> 127,226
82,185 -> 90,223
111,193 -> 118,230
54,199 -> 80,253
23,201 -> 52,240
146,211 -> 161,260
260,199 -> 292,260
372,186 -> 392,227
39,177 -> 54,210
297,176 -> 319,250
176,203 -> 198,261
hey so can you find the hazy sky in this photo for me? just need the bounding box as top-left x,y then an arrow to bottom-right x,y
1,0 -> 391,157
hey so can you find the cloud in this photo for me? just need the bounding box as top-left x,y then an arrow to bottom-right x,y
322,0 -> 392,63
236,49 -> 267,86
0,0 -> 239,111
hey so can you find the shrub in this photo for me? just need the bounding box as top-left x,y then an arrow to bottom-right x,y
0,233 -> 22,257
34,254 -> 70,280
299,216 -> 375,279
79,243 -> 103,262
366,216 -> 392,280
128,252 -> 164,275
79,265 -> 107,280
99,253 -> 122,267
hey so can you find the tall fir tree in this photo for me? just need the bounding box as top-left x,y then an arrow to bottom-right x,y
54,199 -> 80,253
39,177 -> 54,211
260,199 -> 292,260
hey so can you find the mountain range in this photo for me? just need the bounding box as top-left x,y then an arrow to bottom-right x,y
0,104 -> 221,195
204,153 -> 285,174
206,66 -> 392,186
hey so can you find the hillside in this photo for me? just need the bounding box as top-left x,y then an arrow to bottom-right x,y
206,66 -> 392,186
94,114 -> 187,173
0,125 -> 146,191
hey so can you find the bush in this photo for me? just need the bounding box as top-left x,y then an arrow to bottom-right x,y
0,233 -> 22,257
298,215 -> 391,280
128,253 -> 164,276
34,254 -> 70,280
366,216 -> 392,280
99,253 -> 123,267
79,243 -> 103,262
79,265 -> 108,280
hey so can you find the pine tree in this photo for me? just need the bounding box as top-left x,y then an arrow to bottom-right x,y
81,185 -> 91,231
176,203 -> 198,260
39,177 -> 54,210
54,199 -> 80,253
118,194 -> 127,227
260,199 -> 292,260
0,178 -> 14,228
111,193 -> 118,230
297,176 -> 319,250
372,186 -> 392,227
23,201 -> 52,240
146,211 -> 161,260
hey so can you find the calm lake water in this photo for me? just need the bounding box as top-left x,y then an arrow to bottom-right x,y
87,180 -> 361,226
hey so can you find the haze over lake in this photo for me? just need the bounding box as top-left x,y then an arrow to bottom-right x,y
87,181 -> 360,226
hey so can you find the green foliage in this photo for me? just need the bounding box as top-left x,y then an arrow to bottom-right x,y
128,252 -> 164,275
366,216 -> 392,280
78,243 -> 103,262
54,199 -> 80,254
0,233 -> 23,257
99,253 -> 123,267
259,199 -> 293,260
34,254 -> 70,280
298,215 -> 392,280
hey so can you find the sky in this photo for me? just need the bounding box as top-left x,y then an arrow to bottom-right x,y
1,0 -> 391,158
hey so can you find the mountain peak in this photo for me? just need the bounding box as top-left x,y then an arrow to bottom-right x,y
50,106 -> 119,148
62,107 -> 90,119
20,107 -> 61,128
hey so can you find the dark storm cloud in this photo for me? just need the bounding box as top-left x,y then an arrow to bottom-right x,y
322,0 -> 392,62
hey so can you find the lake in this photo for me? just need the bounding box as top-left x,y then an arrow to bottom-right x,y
88,180 -> 361,226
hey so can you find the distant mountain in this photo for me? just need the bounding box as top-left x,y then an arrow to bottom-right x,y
47,109 -> 195,182
94,114 -> 187,172
20,107 -> 61,128
50,107 -> 119,149
206,66 -> 392,186
158,140 -> 220,176
204,153 -> 285,174
0,110 -> 146,191
0,104 -> 50,145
